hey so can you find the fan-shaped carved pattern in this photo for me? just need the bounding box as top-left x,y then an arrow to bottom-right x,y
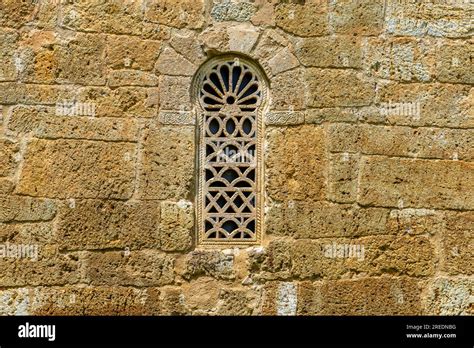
195,56 -> 266,245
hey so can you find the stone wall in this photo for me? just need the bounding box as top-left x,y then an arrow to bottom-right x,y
0,0 -> 472,315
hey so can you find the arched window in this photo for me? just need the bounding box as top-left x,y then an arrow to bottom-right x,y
192,55 -> 268,246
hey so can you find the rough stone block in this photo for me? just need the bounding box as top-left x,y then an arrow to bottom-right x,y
57,199 -> 160,251
266,125 -> 326,201
139,125 -> 194,200
106,35 -> 161,71
108,70 -> 159,87
182,250 -> 235,280
57,33 -> 106,85
274,2 -> 329,37
159,200 -> 193,252
159,76 -> 192,110
0,195 -> 56,222
441,211 -> 473,275
8,106 -> 140,142
144,0 -> 205,29
328,152 -> 359,203
0,138 -> 18,177
155,47 -> 196,76
424,278 -> 473,315
435,40 -> 473,84
85,250 -> 174,286
331,0 -> 385,35
307,69 -> 375,107
296,36 -> 362,68
359,156 -> 474,210
16,139 -> 136,199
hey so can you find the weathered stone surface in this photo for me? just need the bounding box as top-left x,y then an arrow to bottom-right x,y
296,36 -> 361,68
106,35 -> 161,71
385,1 -> 473,38
270,68 -> 306,110
16,139 -> 136,199
331,0 -> 385,36
85,250 -> 175,286
211,1 -> 257,22
78,86 -> 159,118
0,179 -> 14,194
0,28 -> 19,81
266,125 -> 326,201
0,82 -> 75,105
182,250 -> 235,280
274,2 -> 329,37
359,157 -> 474,210
290,236 -> 434,279
216,288 -> 253,315
329,123 -> 474,160
169,29 -> 206,64
377,82 -> 473,128
441,211 -> 473,276
8,106 -> 140,142
299,277 -> 422,315
365,37 -> 435,82
0,195 -> 56,222
435,40 -> 473,84
267,47 -> 299,75
144,0 -> 205,29
181,277 -> 220,313
57,33 -> 106,85
159,200 -> 193,252
0,138 -> 18,177
424,278 -> 473,315
266,202 -> 391,239
28,286 -> 163,315
253,29 -> 290,63
0,222 -> 55,245
307,69 -> 375,107
139,125 -> 194,200
108,70 -> 159,87
155,47 -> 196,76
0,248 -> 82,287
57,200 -> 160,251
0,0 -> 36,28
227,23 -> 260,54
328,153 -> 359,203
60,0 -> 145,35
159,76 -> 192,110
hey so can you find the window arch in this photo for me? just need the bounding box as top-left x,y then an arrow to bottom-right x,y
192,54 -> 269,246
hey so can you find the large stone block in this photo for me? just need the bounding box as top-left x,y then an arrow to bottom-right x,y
159,200 -> 193,252
85,250 -> 174,286
57,33 -> 106,85
0,0 -> 36,28
307,69 -> 375,107
274,2 -> 329,37
331,0 -> 385,35
60,0 -> 145,35
106,35 -> 161,71
0,28 -> 19,81
266,125 -> 326,202
8,106 -> 140,142
299,277 -> 422,315
441,211 -> 473,276
377,82 -> 473,128
0,248 -> 82,287
296,36 -> 362,68
364,37 -> 435,82
0,138 -> 18,177
159,76 -> 192,110
329,123 -> 474,161
16,139 -> 136,199
270,69 -> 306,110
359,157 -> 474,210
0,195 -> 56,222
328,153 -> 359,203
435,40 -> 473,84
144,0 -> 205,29
424,278 -> 473,315
57,200 -> 160,251
182,250 -> 235,280
139,125 -> 194,200
78,86 -> 159,118
108,70 -> 159,87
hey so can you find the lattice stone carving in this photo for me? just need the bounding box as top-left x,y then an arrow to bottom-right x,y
193,55 -> 268,246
